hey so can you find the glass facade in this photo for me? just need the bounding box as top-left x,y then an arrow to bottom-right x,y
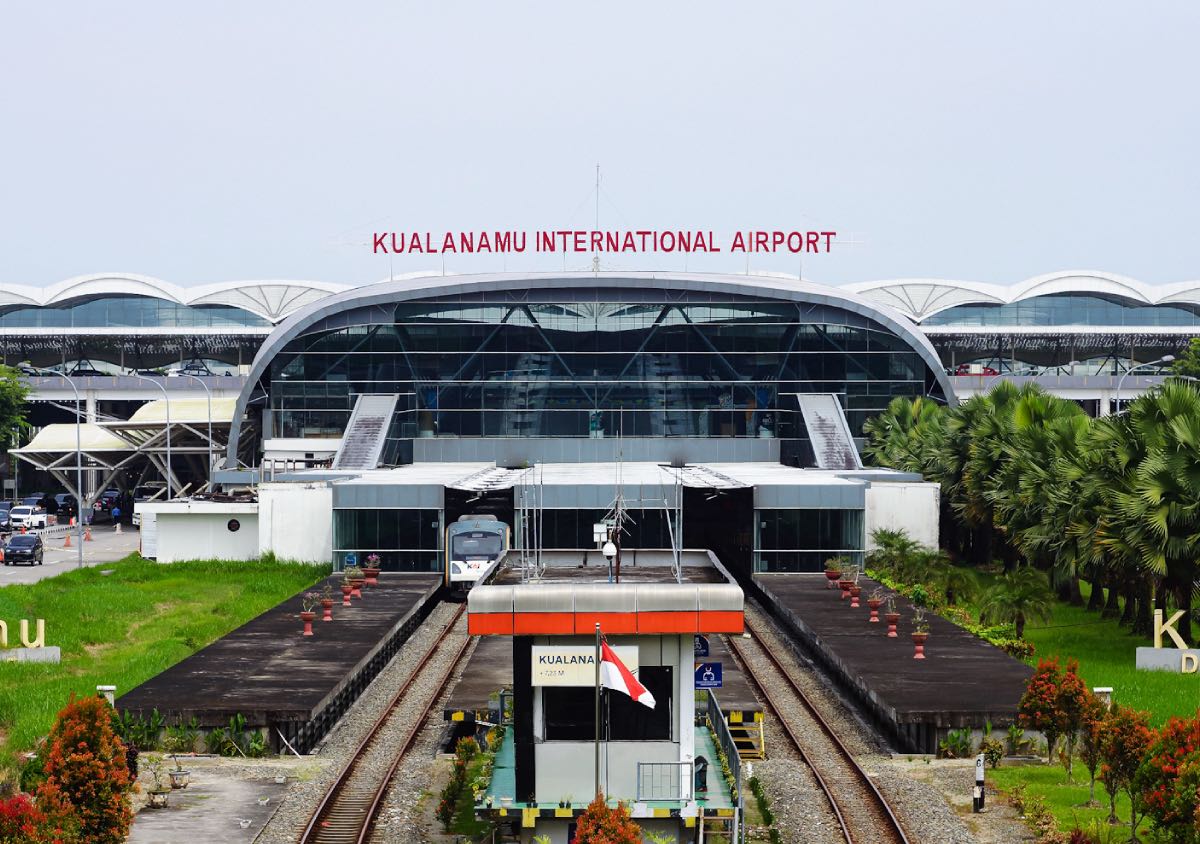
266,292 -> 944,442
753,508 -> 863,572
0,296 -> 269,328
923,294 -> 1200,327
332,508 -> 442,570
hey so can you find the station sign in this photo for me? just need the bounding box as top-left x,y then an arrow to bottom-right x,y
694,635 -> 710,657
1136,609 -> 1200,674
344,553 -> 357,567
531,645 -> 639,687
695,662 -> 723,689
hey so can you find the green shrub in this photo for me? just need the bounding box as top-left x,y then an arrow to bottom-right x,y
938,728 -> 972,759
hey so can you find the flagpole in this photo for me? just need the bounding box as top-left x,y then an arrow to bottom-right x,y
594,622 -> 601,799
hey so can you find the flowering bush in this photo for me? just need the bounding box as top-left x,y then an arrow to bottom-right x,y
1055,660 -> 1092,782
571,793 -> 641,843
1019,658 -> 1066,763
1097,703 -> 1152,831
41,695 -> 133,844
1136,711 -> 1200,843
0,784 -> 80,844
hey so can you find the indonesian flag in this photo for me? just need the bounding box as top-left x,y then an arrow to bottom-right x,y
599,639 -> 656,709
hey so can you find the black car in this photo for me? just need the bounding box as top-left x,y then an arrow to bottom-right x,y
3,534 -> 44,565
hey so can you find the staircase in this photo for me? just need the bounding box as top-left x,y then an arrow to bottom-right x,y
727,711 -> 765,760
795,393 -> 863,470
330,394 -> 400,470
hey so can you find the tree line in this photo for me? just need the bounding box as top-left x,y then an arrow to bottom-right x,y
863,379 -> 1200,645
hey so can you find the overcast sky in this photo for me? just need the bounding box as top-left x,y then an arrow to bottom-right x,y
2,2 -> 1198,288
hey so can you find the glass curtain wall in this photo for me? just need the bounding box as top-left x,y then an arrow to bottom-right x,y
332,508 -> 442,571
753,508 -> 864,572
0,296 -> 269,328
267,294 -> 938,441
923,294 -> 1200,327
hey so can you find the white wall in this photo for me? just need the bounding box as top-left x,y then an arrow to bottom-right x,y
154,510 -> 258,562
257,482 -> 333,563
864,481 -> 940,550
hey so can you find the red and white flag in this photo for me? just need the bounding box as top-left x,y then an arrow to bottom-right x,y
599,639 -> 656,709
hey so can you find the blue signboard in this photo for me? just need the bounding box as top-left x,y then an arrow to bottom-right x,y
695,662 -> 723,689
344,553 -> 357,568
694,635 -> 710,657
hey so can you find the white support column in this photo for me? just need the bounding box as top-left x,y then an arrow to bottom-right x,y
678,633 -> 695,799
85,392 -> 98,499
1098,392 -> 1112,417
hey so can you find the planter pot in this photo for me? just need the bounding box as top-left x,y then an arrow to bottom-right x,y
148,790 -> 170,809
912,632 -> 928,659
300,611 -> 316,637
349,579 -> 364,599
837,580 -> 852,600
321,599 -> 334,622
169,769 -> 190,790
362,566 -> 381,586
823,570 -> 842,589
849,585 -> 862,609
885,612 -> 901,638
340,584 -> 353,606
867,598 -> 882,623
500,796 -> 513,808
274,775 -> 287,785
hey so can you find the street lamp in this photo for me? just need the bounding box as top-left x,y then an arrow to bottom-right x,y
128,373 -> 173,498
1114,355 -> 1175,415
176,373 -> 213,485
19,363 -> 83,569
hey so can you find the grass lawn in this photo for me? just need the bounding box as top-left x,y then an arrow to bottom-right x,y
0,553 -> 328,777
1021,588 -> 1200,725
990,760 -> 1143,839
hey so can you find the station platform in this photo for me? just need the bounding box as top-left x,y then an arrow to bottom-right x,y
443,631 -> 764,756
118,572 -> 441,753
754,573 -> 1034,754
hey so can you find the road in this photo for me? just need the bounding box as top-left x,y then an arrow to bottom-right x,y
0,525 -> 142,585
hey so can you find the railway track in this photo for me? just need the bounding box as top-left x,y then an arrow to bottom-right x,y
299,604 -> 472,844
725,615 -> 909,844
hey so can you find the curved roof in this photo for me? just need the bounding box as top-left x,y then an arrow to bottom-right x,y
0,273 -> 349,323
845,270 -> 1200,322
224,271 -> 956,462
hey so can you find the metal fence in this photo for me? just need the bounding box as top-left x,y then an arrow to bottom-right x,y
707,690 -> 744,843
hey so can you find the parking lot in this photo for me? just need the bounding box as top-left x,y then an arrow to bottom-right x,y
0,524 -> 142,585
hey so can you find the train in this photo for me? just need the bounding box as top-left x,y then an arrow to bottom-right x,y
444,514 -> 510,591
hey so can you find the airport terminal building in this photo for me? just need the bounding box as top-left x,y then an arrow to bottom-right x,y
162,271 -> 951,573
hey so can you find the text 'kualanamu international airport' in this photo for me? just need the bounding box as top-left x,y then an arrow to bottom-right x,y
5,268 -> 1195,843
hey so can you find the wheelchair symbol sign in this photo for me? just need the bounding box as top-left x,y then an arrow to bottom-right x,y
695,662 -> 723,689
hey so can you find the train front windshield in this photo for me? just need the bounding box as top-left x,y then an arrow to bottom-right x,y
452,531 -> 504,560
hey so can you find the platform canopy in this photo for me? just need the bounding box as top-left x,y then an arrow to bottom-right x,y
11,423 -> 137,505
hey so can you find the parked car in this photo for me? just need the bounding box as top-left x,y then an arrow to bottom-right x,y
8,506 -> 48,530
132,484 -> 166,503
2,533 -> 44,565
20,493 -> 44,507
0,502 -> 14,531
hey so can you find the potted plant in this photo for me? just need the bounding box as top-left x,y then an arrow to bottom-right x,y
300,592 -> 319,636
320,584 -> 335,622
148,763 -> 171,808
884,594 -> 901,638
911,607 -> 930,659
849,583 -> 862,609
823,557 -> 843,589
362,553 -> 382,586
867,588 -> 884,623
345,565 -> 365,599
340,577 -> 354,606
168,757 -> 190,789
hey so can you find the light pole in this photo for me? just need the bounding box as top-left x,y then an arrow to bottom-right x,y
20,364 -> 83,569
177,373 -> 213,486
128,373 -> 173,498
1114,355 -> 1175,415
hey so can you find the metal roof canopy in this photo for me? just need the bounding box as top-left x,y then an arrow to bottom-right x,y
11,423 -> 135,507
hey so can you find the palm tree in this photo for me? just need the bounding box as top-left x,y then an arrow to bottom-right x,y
979,566 -> 1055,638
866,528 -> 923,579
